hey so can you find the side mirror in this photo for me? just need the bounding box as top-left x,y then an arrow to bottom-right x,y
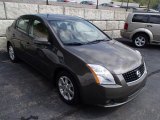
33,38 -> 51,46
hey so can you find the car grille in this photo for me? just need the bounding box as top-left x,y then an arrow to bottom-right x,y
123,64 -> 145,83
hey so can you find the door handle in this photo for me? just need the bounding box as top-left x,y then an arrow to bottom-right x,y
146,25 -> 152,27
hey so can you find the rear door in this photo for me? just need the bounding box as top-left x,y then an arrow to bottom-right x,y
128,14 -> 149,32
13,16 -> 31,60
147,15 -> 160,42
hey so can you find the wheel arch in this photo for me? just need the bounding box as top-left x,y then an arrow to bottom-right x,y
132,32 -> 150,43
52,66 -> 81,89
131,28 -> 153,42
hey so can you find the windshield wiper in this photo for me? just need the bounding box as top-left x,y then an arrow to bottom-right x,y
86,39 -> 109,44
64,39 -> 109,46
64,42 -> 85,46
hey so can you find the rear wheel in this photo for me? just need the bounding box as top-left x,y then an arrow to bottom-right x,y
56,71 -> 80,105
132,33 -> 149,47
7,44 -> 18,62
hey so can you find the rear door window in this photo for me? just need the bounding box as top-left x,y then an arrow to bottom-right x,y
132,14 -> 149,23
16,18 -> 30,33
149,15 -> 160,24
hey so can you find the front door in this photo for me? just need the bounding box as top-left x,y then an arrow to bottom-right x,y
26,18 -> 54,77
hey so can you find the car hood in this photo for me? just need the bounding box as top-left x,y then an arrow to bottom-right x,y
65,40 -> 142,74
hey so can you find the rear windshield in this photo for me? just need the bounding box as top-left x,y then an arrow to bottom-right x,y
132,14 -> 149,23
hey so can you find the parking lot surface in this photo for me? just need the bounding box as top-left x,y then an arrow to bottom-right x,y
0,39 -> 160,120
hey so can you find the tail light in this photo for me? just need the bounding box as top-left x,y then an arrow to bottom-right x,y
124,23 -> 128,30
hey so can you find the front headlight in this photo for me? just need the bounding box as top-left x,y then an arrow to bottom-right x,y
87,64 -> 116,85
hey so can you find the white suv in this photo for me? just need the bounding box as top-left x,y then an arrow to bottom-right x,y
121,12 -> 160,47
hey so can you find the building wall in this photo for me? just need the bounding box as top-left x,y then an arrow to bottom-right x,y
0,2 -> 130,50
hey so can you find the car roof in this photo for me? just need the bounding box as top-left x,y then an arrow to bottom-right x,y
22,14 -> 83,21
131,12 -> 160,15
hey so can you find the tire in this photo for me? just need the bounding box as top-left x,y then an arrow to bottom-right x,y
7,43 -> 18,62
132,33 -> 149,48
56,71 -> 80,105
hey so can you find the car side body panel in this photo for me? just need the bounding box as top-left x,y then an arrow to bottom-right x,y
121,12 -> 160,44
130,28 -> 154,41
6,14 -> 147,107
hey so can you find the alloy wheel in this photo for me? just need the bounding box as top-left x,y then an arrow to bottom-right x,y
135,36 -> 146,47
8,45 -> 15,60
58,76 -> 75,101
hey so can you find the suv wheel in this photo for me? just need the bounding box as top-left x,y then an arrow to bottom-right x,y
133,33 -> 149,47
7,44 -> 18,62
56,71 -> 80,105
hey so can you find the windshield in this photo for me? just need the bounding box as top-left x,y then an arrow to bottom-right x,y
49,20 -> 110,45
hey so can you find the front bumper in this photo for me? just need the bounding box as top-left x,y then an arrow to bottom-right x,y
81,67 -> 147,107
99,87 -> 144,107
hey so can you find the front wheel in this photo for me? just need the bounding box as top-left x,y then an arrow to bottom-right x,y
132,34 -> 149,47
56,71 -> 80,105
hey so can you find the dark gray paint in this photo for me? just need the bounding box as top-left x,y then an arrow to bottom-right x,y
6,14 -> 147,106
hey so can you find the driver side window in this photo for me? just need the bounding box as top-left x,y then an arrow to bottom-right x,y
29,20 -> 49,41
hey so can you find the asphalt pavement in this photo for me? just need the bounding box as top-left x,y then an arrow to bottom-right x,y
0,39 -> 160,120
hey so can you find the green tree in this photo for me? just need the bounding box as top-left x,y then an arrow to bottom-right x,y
150,0 -> 160,8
